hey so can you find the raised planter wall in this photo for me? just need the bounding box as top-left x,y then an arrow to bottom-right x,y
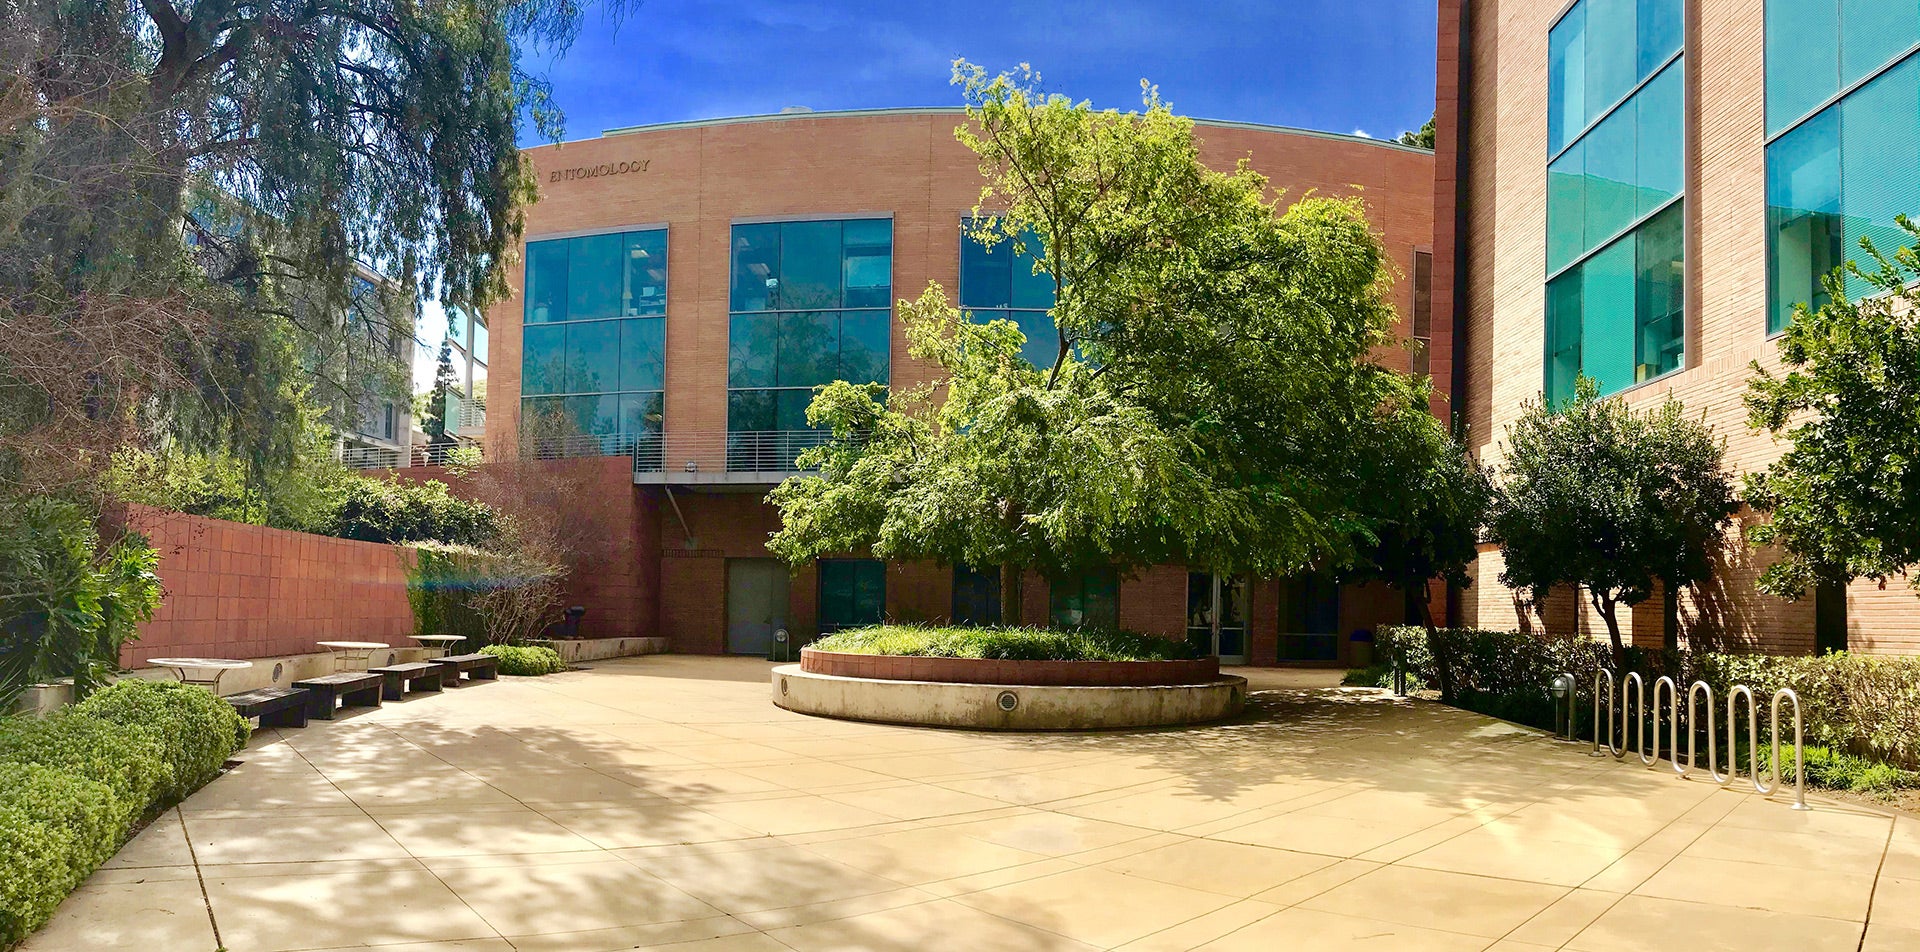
544,637 -> 669,663
800,648 -> 1220,686
774,665 -> 1247,730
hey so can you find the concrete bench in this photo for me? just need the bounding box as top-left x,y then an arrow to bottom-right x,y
430,653 -> 500,685
292,672 -> 385,719
367,662 -> 444,700
225,687 -> 311,729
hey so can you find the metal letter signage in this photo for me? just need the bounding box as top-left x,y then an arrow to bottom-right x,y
549,159 -> 651,183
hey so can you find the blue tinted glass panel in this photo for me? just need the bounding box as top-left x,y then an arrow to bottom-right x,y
619,392 -> 663,435
777,311 -> 836,387
521,324 -> 565,396
838,311 -> 891,385
1635,203 -> 1685,381
777,389 -> 816,432
524,241 -> 569,323
1548,142 -> 1587,273
1581,238 -> 1637,395
728,313 -> 778,388
566,233 -> 623,321
1768,0 -> 1839,134
1011,235 -> 1053,309
575,394 -> 620,438
1842,0 -> 1918,88
1636,0 -> 1683,77
843,219 -> 893,309
778,220 -> 842,310
1583,106 -> 1639,249
565,320 -> 620,394
620,318 -> 665,392
1839,55 -> 1920,300
1767,107 -> 1844,332
1635,63 -> 1684,217
472,319 -> 488,364
1013,310 -> 1057,368
727,389 -> 775,432
1546,273 -> 1584,405
961,232 -> 1012,308
731,223 -> 779,311
1549,3 -> 1588,155
1586,0 -> 1639,120
624,230 -> 667,317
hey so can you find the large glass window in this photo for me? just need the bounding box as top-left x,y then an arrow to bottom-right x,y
1766,30 -> 1920,333
1050,568 -> 1118,630
819,559 -> 885,633
1546,203 -> 1685,402
726,218 -> 893,456
1544,0 -> 1686,400
959,222 -> 1058,369
1766,0 -> 1920,135
519,227 -> 668,455
1547,0 -> 1683,156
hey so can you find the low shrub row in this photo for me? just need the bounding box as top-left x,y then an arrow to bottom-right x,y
0,680 -> 249,945
809,625 -> 1198,662
479,644 -> 568,676
1376,625 -> 1920,778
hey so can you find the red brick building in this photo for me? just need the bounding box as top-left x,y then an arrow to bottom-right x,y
484,108 -> 1438,665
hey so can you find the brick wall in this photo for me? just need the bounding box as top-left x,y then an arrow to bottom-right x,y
121,507 -> 414,667
1449,0 -> 1920,654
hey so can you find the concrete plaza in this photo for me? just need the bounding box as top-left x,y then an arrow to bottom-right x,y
27,656 -> 1918,951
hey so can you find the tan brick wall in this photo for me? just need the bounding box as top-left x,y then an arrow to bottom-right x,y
1452,0 -> 1920,654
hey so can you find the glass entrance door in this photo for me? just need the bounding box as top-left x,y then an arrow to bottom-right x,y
1187,573 -> 1248,665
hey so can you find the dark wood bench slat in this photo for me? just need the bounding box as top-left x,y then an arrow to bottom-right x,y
292,672 -> 385,719
430,653 -> 500,685
225,687 -> 311,729
368,662 -> 444,700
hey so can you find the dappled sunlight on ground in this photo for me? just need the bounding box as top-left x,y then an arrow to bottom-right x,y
27,655 -> 1918,951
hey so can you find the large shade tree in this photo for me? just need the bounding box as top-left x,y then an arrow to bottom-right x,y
769,63 -> 1445,622
1745,222 -> 1920,600
1489,378 -> 1737,658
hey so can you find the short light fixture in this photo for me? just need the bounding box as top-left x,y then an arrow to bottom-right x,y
684,459 -> 699,473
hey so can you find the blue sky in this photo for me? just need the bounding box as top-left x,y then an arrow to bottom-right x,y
418,0 -> 1438,388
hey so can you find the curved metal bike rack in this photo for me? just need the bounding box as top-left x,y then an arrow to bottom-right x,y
1567,672 -> 1807,810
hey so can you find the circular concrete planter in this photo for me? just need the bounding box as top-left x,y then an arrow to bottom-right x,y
799,648 -> 1221,686
772,664 -> 1247,731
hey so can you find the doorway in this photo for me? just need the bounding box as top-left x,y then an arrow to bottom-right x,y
726,558 -> 789,655
1187,572 -> 1249,665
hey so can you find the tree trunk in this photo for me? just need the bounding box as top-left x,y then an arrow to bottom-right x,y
1595,595 -> 1625,667
999,563 -> 1023,627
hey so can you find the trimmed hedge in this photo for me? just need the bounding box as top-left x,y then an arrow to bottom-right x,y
1378,625 -> 1920,772
0,680 -> 249,945
479,644 -> 567,676
809,625 -> 1198,662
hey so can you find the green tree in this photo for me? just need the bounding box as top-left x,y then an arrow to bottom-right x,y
769,63 -> 1412,623
1397,115 -> 1436,149
423,338 -> 459,441
1745,221 -> 1920,599
1489,378 -> 1737,659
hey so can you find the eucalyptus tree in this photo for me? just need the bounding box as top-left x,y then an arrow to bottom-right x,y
768,63 -> 1422,622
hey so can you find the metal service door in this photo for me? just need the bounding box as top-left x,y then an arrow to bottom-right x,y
726,559 -> 789,655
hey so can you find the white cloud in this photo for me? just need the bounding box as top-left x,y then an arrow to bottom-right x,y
1351,127 -> 1374,138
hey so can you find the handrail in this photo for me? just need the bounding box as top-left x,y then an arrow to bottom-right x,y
1569,671 -> 1806,810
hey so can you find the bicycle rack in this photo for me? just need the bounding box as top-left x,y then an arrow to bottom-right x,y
1567,671 -> 1807,810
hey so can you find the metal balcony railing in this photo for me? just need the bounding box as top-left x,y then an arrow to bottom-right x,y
627,430 -> 853,479
340,445 -> 404,470
445,391 -> 485,436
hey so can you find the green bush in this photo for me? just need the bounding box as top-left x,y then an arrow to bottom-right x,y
71,680 -> 249,802
809,625 -> 1197,662
1379,625 -> 1920,783
320,475 -> 497,547
479,644 -> 567,676
0,679 -> 247,945
0,763 -> 122,946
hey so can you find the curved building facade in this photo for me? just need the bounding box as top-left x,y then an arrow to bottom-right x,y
484,108 -> 1437,664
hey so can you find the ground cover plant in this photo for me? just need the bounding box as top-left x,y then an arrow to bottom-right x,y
0,680 -> 247,946
480,644 -> 568,676
809,625 -> 1197,662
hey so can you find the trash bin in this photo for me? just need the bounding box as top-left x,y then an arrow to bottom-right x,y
768,628 -> 796,663
1349,629 -> 1375,668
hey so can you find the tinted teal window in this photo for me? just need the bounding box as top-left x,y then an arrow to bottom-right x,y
567,232 -> 624,321
522,324 -> 565,396
1547,143 -> 1587,274
1767,0 -> 1920,134
624,230 -> 668,317
1583,106 -> 1639,248
1766,52 -> 1920,332
1581,239 -> 1638,395
1548,0 -> 1682,156
1050,568 -> 1119,629
619,318 -> 665,392
1545,203 -> 1687,403
1636,205 -> 1686,381
1634,65 -> 1684,217
1548,58 -> 1683,272
524,241 -> 569,323
819,560 -> 885,632
960,223 -> 1059,368
1545,275 -> 1584,405
726,219 -> 892,434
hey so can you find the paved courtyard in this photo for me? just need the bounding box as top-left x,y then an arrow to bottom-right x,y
28,656 -> 1919,951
